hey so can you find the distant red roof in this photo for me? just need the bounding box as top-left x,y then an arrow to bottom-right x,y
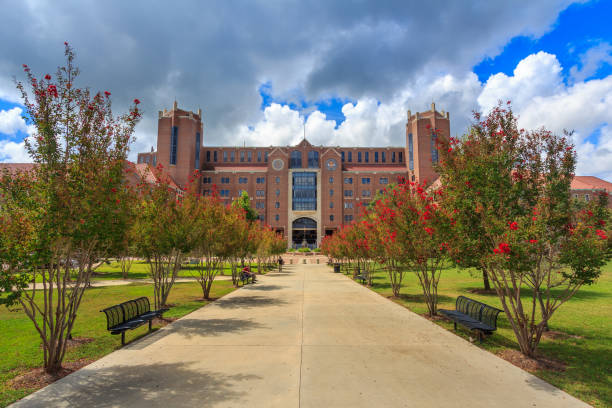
0,163 -> 36,174
343,165 -> 408,172
570,176 -> 612,192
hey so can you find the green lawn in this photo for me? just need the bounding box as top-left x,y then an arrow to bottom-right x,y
0,280 -> 236,407
90,260 -> 271,280
346,262 -> 612,408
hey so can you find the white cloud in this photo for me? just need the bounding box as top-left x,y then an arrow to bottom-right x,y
0,107 -> 34,136
0,139 -> 30,162
570,42 -> 612,83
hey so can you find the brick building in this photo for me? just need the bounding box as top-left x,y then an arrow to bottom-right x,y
136,102 -> 612,248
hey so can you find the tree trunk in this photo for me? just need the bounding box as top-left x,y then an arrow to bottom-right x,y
482,267 -> 491,291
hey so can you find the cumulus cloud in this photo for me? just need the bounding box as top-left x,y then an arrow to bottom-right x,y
0,0 -> 574,156
0,107 -> 34,136
570,42 -> 612,83
0,140 -> 30,163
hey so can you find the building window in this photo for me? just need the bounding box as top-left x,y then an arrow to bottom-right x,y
214,151 -> 218,162
374,151 -> 378,163
365,151 -> 369,163
362,190 -> 371,197
170,126 -> 178,165
292,172 -> 317,211
221,177 -> 230,184
248,151 -> 252,162
344,177 -> 353,184
408,133 -> 414,170
275,202 -> 280,209
330,215 -> 334,222
379,177 -> 388,184
344,215 -> 353,222
276,189 -> 280,196
265,151 -> 268,162
238,177 -> 248,184
205,149 -> 210,163
202,177 -> 212,184
290,151 -> 302,168
275,214 -> 280,221
230,151 -> 235,162
256,177 -> 265,184
358,151 -> 362,162
276,176 -> 280,183
223,151 -> 228,162
341,151 -> 345,162
257,151 -> 262,162
431,132 -> 438,164
256,201 -> 265,209
344,202 -> 353,209
220,189 -> 230,197
392,151 -> 396,163
330,202 -> 334,208
399,151 -> 403,163
308,151 -> 319,168
240,151 -> 245,162
348,151 -> 352,162
585,194 -> 590,201
256,190 -> 265,197
382,151 -> 386,163
344,190 -> 353,197
329,176 -> 334,184
329,189 -> 334,197
259,214 -> 265,221
362,177 -> 370,184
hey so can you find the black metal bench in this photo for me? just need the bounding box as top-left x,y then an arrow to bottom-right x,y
354,273 -> 367,284
439,296 -> 502,342
101,297 -> 169,345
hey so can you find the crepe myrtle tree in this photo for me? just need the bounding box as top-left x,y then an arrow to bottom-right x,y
132,165 -> 199,309
0,43 -> 140,374
437,103 -> 610,357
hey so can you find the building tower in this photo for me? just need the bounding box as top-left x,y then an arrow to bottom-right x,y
405,102 -> 450,185
156,101 -> 203,188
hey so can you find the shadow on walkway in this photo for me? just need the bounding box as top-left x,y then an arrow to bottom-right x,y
215,295 -> 287,309
14,362 -> 259,408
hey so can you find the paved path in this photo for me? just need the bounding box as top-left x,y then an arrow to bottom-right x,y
24,275 -> 233,291
12,264 -> 588,407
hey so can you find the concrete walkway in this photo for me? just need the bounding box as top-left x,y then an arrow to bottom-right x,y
12,264 -> 588,407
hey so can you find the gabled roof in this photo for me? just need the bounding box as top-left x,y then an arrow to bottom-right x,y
295,138 -> 312,148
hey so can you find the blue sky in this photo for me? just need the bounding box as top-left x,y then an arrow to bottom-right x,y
1,1 -> 612,179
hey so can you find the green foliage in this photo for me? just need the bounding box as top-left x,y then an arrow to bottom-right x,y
298,247 -> 311,253
231,191 -> 258,222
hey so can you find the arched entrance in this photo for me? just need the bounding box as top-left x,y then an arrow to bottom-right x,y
292,217 -> 317,249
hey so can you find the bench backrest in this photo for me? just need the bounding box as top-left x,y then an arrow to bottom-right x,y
455,295 -> 503,329
101,304 -> 124,330
481,304 -> 502,328
101,297 -> 152,330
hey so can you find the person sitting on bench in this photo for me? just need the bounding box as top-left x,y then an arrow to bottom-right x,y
242,266 -> 257,283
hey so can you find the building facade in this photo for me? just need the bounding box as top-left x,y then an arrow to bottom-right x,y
137,102 -> 448,248
136,102 -> 611,248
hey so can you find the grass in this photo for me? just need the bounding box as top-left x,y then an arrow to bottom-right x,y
0,280 -> 236,407
31,259 -> 274,282
345,262 -> 612,408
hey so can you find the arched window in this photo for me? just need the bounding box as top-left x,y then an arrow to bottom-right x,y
290,150 -> 302,168
293,217 -> 317,229
308,150 -> 319,168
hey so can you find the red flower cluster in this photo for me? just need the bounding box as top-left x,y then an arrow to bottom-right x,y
493,242 -> 510,254
596,229 -> 607,240
45,74 -> 51,80
529,239 -> 538,244
134,98 -> 140,105
104,91 -> 111,97
508,221 -> 518,230
47,85 -> 58,98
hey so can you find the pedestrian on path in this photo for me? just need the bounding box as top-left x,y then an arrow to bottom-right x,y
278,256 -> 284,272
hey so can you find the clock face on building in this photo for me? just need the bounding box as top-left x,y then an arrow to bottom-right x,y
272,158 -> 284,171
326,158 -> 337,171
